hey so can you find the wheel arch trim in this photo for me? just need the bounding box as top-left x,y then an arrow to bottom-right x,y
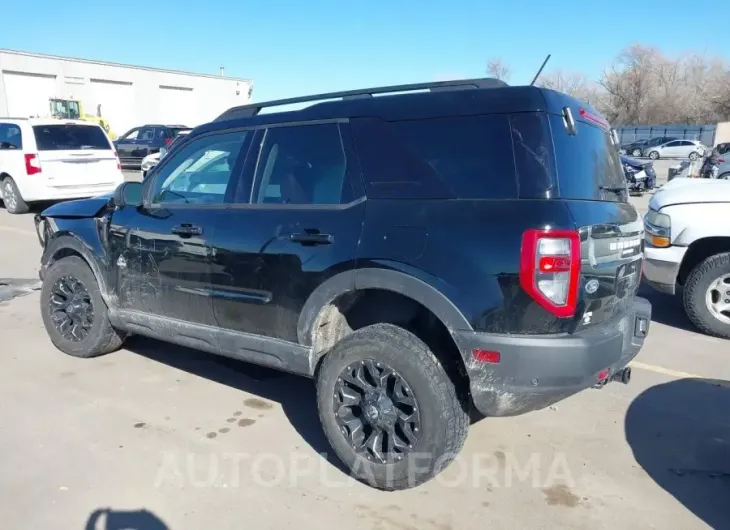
296,267 -> 473,347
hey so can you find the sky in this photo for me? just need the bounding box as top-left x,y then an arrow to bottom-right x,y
2,0 -> 730,103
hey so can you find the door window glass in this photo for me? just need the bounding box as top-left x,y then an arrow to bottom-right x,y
252,123 -> 350,205
120,129 -> 139,141
150,131 -> 247,205
139,128 -> 156,141
0,124 -> 23,149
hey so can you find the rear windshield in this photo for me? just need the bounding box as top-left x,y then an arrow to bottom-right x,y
33,124 -> 112,151
550,115 -> 626,202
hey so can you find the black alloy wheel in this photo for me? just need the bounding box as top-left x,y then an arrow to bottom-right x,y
333,359 -> 421,464
48,275 -> 95,342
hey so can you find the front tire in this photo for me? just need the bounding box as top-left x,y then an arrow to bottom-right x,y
316,323 -> 469,490
632,148 -> 643,157
1,177 -> 29,214
41,256 -> 124,357
683,252 -> 730,339
648,151 -> 660,160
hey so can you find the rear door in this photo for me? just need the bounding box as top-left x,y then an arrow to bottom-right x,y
661,140 -> 682,157
207,122 -> 366,343
32,123 -> 120,188
549,112 -> 644,331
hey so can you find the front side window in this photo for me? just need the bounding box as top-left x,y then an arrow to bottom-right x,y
150,131 -> 247,205
251,123 -> 350,205
120,129 -> 139,141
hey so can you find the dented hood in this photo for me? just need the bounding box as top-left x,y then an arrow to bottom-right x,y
41,194 -> 113,218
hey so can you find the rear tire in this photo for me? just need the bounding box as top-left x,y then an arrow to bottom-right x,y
648,151 -> 660,160
1,177 -> 29,214
316,323 -> 469,490
689,151 -> 699,161
719,172 -> 730,180
41,256 -> 124,357
683,252 -> 730,339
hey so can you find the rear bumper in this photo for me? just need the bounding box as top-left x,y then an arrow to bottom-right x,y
20,174 -> 124,202
643,245 -> 687,295
452,297 -> 651,417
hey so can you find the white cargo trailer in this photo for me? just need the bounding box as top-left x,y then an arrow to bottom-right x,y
0,49 -> 253,137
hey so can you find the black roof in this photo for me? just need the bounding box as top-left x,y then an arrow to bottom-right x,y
193,78 -> 605,137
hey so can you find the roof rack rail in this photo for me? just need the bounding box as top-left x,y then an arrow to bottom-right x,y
215,77 -> 508,122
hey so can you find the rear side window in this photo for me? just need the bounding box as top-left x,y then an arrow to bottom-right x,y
0,124 -> 23,150
353,116 -> 517,199
250,123 -> 353,205
33,125 -> 111,151
549,115 -> 626,202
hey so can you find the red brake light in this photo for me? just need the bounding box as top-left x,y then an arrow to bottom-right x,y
165,137 -> 172,145
114,151 -> 121,170
24,153 -> 42,175
520,229 -> 581,318
578,108 -> 609,130
718,158 -> 725,163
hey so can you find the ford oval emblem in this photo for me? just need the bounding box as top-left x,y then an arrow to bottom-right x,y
585,279 -> 599,294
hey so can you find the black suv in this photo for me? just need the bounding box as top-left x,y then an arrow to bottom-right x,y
114,124 -> 189,167
34,78 -> 651,490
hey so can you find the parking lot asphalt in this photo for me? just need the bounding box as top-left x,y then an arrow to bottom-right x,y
0,164 -> 727,529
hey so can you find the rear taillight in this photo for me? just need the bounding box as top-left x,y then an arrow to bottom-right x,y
24,154 -> 42,175
520,229 -> 581,318
114,151 -> 121,170
164,137 -> 172,145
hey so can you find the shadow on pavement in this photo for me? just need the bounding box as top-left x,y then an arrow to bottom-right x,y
85,508 -> 168,530
625,378 -> 730,528
125,335 -> 345,472
638,283 -> 697,334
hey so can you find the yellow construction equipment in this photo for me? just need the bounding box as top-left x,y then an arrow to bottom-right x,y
48,98 -> 117,139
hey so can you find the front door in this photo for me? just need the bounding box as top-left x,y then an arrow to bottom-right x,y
107,129 -> 251,325
207,122 -> 365,343
115,128 -> 140,165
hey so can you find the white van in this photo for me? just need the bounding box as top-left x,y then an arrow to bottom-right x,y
0,119 -> 125,214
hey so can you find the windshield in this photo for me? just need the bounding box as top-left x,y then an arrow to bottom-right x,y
33,124 -> 111,151
550,115 -> 626,202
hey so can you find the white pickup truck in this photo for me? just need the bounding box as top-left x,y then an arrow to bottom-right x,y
643,178 -> 730,338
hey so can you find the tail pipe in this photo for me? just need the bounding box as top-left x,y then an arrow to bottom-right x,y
613,366 -> 632,385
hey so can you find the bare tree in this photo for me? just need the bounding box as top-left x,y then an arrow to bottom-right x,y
486,58 -> 511,82
486,45 -> 730,125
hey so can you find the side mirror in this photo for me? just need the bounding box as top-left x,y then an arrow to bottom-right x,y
113,181 -> 143,208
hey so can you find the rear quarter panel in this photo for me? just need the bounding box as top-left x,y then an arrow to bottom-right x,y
358,199 -> 578,334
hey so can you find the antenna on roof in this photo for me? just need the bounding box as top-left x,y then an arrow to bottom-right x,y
529,54 -> 551,86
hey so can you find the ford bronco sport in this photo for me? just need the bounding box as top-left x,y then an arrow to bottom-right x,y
35,78 -> 651,490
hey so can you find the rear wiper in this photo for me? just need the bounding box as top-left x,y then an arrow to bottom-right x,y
600,186 -> 626,193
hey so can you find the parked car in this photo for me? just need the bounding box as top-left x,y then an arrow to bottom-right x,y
140,128 -> 192,179
620,136 -> 678,157
645,139 -> 705,160
643,178 -> 730,338
709,143 -> 730,180
114,124 -> 189,168
621,154 -> 656,192
34,79 -> 651,490
0,119 -> 124,214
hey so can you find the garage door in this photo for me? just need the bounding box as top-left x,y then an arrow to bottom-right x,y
3,71 -> 57,118
158,85 -> 195,126
89,79 -> 135,138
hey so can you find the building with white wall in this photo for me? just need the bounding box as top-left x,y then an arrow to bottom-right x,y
0,49 -> 253,136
